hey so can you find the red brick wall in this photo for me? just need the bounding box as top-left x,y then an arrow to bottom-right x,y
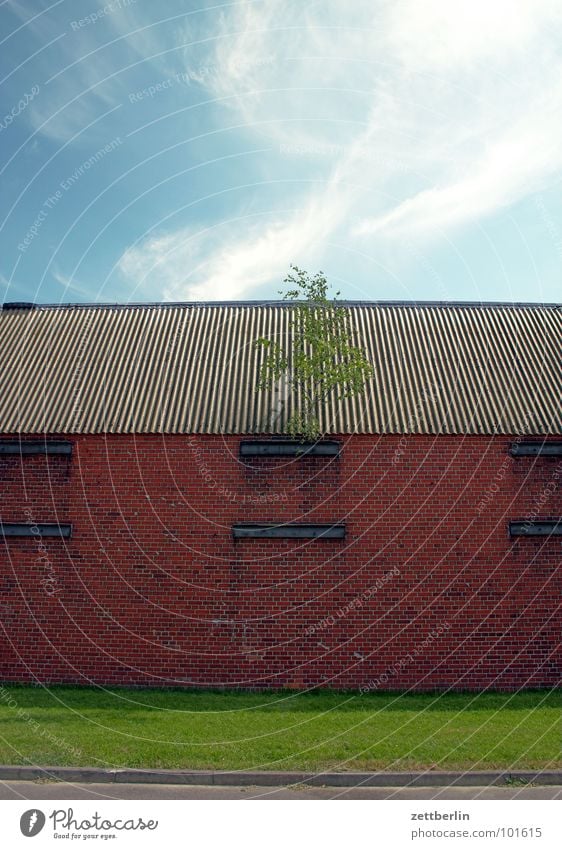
1,434 -> 560,690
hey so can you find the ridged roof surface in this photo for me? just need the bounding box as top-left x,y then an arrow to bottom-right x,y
0,301 -> 560,435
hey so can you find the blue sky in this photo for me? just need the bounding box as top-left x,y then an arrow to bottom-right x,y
1,0 -> 561,304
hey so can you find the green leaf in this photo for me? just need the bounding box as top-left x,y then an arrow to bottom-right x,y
254,267 -> 373,436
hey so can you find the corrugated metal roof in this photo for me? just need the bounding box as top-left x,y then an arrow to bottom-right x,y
0,301 -> 560,435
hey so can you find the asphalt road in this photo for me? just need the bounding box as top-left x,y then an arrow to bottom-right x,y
0,781 -> 560,800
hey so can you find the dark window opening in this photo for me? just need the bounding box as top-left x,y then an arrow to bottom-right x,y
240,440 -> 340,457
509,441 -> 562,457
0,441 -> 72,456
232,523 -> 345,539
509,520 -> 561,537
0,523 -> 72,538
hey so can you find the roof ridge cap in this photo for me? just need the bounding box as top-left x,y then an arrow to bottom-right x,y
3,300 -> 561,311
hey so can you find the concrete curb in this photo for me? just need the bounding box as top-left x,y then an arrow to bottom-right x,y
0,766 -> 560,788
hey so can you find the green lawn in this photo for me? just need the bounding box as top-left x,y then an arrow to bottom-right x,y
0,686 -> 559,772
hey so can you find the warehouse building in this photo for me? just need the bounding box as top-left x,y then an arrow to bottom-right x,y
0,300 -> 560,690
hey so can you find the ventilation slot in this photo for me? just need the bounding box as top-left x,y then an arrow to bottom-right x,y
509,520 -> 561,537
232,523 -> 345,539
240,440 -> 340,457
510,442 -> 562,457
0,523 -> 72,538
0,441 -> 72,456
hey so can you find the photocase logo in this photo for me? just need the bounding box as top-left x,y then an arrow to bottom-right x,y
20,809 -> 46,837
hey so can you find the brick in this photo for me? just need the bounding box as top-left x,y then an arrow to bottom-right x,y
0,434 -> 560,690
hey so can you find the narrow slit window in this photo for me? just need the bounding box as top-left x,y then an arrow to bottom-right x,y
240,440 -> 340,457
0,441 -> 72,456
0,523 -> 72,538
509,520 -> 561,537
509,442 -> 562,457
233,523 -> 345,539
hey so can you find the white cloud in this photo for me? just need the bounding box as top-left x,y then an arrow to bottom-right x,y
385,0 -> 560,70
355,86 -> 562,238
113,0 -> 562,297
117,182 -> 346,301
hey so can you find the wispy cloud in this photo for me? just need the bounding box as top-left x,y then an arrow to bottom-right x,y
50,268 -> 101,301
355,84 -> 562,238
0,269 -> 28,300
87,0 -> 561,297
117,0 -> 561,298
4,0 -> 175,143
117,182 -> 345,301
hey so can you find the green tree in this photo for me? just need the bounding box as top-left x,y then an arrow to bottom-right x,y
255,266 -> 374,440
